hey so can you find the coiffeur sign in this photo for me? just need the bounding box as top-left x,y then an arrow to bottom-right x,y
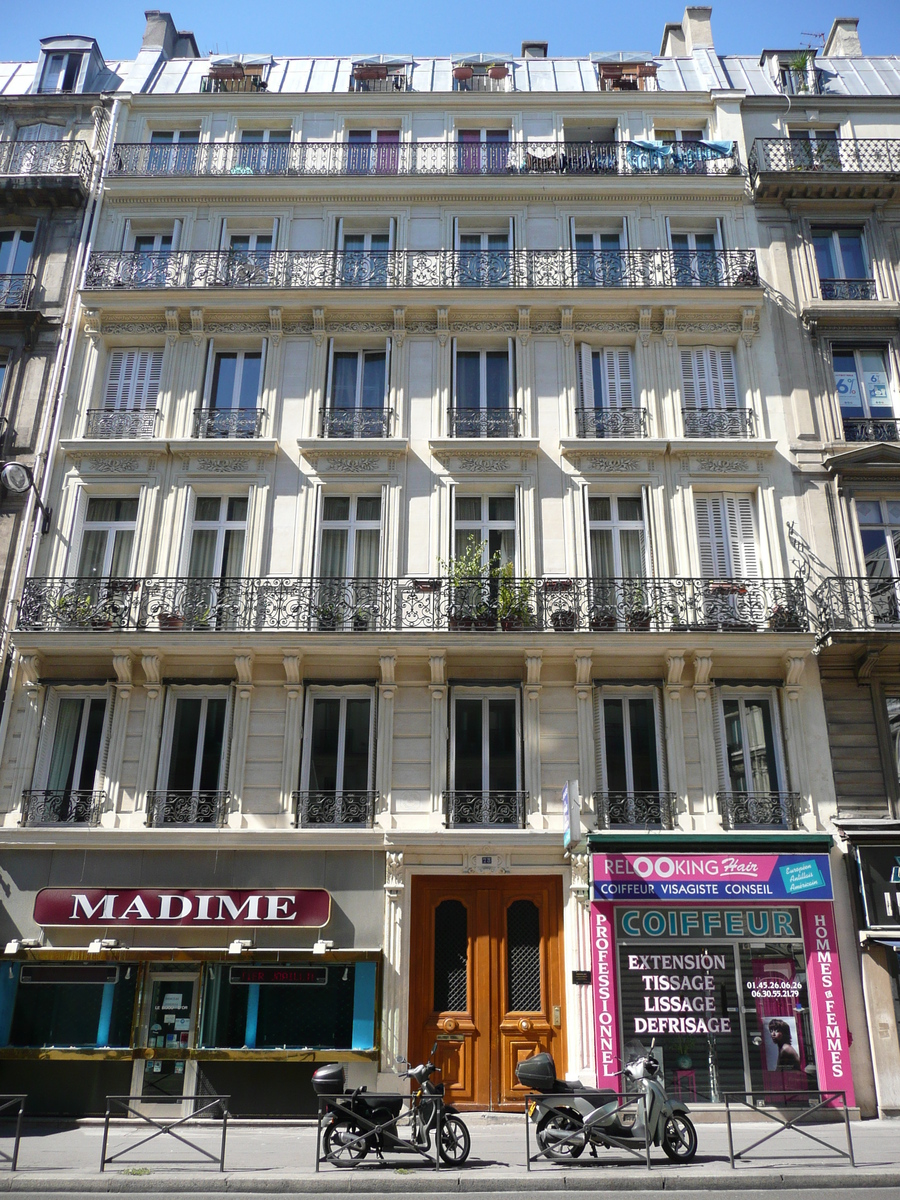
33,888 -> 331,927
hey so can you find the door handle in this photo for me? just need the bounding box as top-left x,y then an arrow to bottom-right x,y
552,1005 -> 561,1028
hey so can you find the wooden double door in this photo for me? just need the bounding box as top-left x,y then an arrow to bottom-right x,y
408,875 -> 566,1110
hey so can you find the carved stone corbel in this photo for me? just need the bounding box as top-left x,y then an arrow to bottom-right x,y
429,651 -> 446,697
559,306 -> 573,347
235,654 -> 254,686
313,307 -> 326,347
385,850 -> 404,896
83,309 -> 102,343
436,307 -> 449,347
112,652 -> 133,685
165,308 -> 180,344
18,653 -> 42,689
140,653 -> 162,687
741,306 -> 759,346
379,651 -> 397,698
190,308 -> 204,346
268,307 -> 283,345
517,307 -> 531,345
639,306 -> 652,348
392,307 -> 406,347
663,307 -> 677,348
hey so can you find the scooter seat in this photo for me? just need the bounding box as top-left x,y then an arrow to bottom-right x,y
553,1082 -> 619,1102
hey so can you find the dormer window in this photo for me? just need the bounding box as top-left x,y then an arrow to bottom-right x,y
40,51 -> 84,93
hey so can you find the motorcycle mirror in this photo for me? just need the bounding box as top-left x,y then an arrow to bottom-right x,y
430,1041 -> 438,1059
649,1038 -> 656,1050
394,1054 -> 409,1067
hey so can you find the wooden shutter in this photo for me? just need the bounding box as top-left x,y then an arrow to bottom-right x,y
104,349 -> 163,410
709,348 -> 738,410
680,348 -> 711,410
593,690 -> 607,793
578,344 -> 595,407
695,495 -> 730,577
604,349 -> 634,409
724,494 -> 759,578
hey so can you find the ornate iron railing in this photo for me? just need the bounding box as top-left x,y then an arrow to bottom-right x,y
453,73 -> 512,93
146,789 -> 230,826
199,75 -> 267,93
85,409 -> 160,439
718,790 -> 801,830
320,407 -> 393,438
192,408 -> 265,438
443,790 -> 527,827
18,575 -> 809,634
750,137 -> 900,177
576,407 -> 648,438
0,275 -> 35,310
109,139 -> 740,178
819,278 -> 877,301
349,74 -> 411,93
594,790 -> 676,829
20,789 -> 105,826
448,408 -> 522,438
83,249 -> 760,292
293,790 -> 377,827
842,417 -> 900,443
813,576 -> 900,633
682,408 -> 755,438
0,139 -> 93,187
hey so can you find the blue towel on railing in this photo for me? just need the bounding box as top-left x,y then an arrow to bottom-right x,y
700,139 -> 734,156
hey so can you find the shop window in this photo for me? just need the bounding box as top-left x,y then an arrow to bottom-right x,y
506,899 -> 541,1012
2,964 -> 136,1048
198,961 -> 375,1050
434,900 -> 468,1011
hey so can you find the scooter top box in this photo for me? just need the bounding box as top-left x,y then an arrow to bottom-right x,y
515,1052 -> 557,1092
312,1062 -> 346,1096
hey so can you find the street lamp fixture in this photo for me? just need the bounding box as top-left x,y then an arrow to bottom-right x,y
0,463 -> 52,534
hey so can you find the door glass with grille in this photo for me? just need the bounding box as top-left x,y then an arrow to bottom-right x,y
433,899 -> 468,1012
506,899 -> 541,1012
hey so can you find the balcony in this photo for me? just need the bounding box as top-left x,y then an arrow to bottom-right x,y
349,65 -> 410,93
596,63 -> 657,92
594,790 -> 676,829
20,789 -> 105,826
718,790 -> 802,830
819,278 -> 877,301
576,407 -> 648,438
0,275 -> 35,311
109,139 -> 740,179
193,408 -> 265,439
199,67 -> 267,94
452,64 -> 512,92
18,575 -> 809,635
448,408 -> 522,438
84,249 -> 759,293
84,409 -> 160,439
813,576 -> 900,635
443,790 -> 527,828
320,407 -> 393,438
293,790 -> 377,827
682,408 -> 755,438
842,417 -> 900,443
146,789 -> 230,826
750,138 -> 900,201
0,139 -> 93,204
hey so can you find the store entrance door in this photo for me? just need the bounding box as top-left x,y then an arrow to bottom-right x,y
408,875 -> 566,1110
132,972 -> 200,1114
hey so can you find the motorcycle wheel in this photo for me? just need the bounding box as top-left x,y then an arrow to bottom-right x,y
662,1114 -> 697,1162
536,1108 -> 585,1161
322,1117 -> 369,1165
438,1113 -> 471,1165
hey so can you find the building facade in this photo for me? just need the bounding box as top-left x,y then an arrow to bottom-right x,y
0,6 -> 892,1118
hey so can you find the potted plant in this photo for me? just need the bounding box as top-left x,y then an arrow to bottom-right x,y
488,63 -> 509,80
453,64 -> 474,81
551,609 -> 577,631
497,563 -> 535,631
625,587 -> 652,631
440,538 -> 499,631
354,64 -> 387,81
788,51 -> 813,93
589,608 -> 617,631
158,612 -> 185,631
767,603 -> 802,631
412,578 -> 441,594
316,601 -> 340,632
352,606 -> 374,632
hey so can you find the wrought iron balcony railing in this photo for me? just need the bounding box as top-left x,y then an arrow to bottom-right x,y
83,249 -> 759,292
146,789 -> 230,827
0,275 -> 35,310
443,790 -> 527,827
192,408 -> 265,438
813,576 -> 900,634
448,408 -> 522,438
109,139 -> 741,179
349,73 -> 411,93
718,790 -> 801,830
682,408 -> 755,438
199,74 -> 267,93
18,575 -> 809,634
576,407 -> 648,438
320,407 -> 393,438
84,409 -> 160,439
20,788 -> 106,827
842,417 -> 900,443
819,278 -> 877,301
750,138 -> 900,177
0,139 -> 93,187
594,790 -> 676,829
293,790 -> 377,827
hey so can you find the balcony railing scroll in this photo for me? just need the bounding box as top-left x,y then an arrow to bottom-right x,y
443,790 -> 527,827
819,278 -> 877,301
320,407 -> 393,438
192,408 -> 265,439
448,408 -> 522,438
750,137 -> 900,177
0,275 -> 35,310
146,789 -> 230,826
718,790 -> 801,830
85,249 -> 759,292
20,789 -> 106,826
85,409 -> 160,439
109,139 -> 740,179
0,139 -> 93,187
594,790 -> 676,829
813,575 -> 900,634
576,407 -> 648,438
18,575 -> 809,635
842,417 -> 900,443
682,408 -> 755,438
293,790 -> 377,827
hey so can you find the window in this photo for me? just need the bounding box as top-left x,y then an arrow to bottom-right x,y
720,693 -> 784,796
574,230 -> 622,286
347,129 -> 400,175
594,690 -> 665,824
856,500 -> 900,623
339,229 -> 390,286
454,495 -> 515,567
670,229 -> 719,285
318,495 -> 381,578
157,692 -> 228,820
788,127 -> 840,169
301,689 -> 374,795
457,129 -> 509,174
147,129 -> 200,174
325,346 -> 390,437
0,230 -> 34,280
39,52 -> 83,93
200,348 -> 264,437
694,494 -> 758,577
32,692 -> 108,818
679,346 -> 749,436
187,496 -> 247,579
812,228 -> 873,298
457,229 -> 510,287
587,496 -> 645,579
238,128 -> 290,172
453,343 -> 516,435
132,233 -> 172,255
577,346 -> 637,435
451,690 -> 521,821
102,349 -> 164,413
832,347 -> 895,439
75,498 -> 138,579
228,231 -> 272,257
4,964 -> 137,1049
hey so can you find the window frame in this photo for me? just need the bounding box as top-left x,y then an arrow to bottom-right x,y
830,344 -> 896,420
812,226 -> 869,282
156,686 -> 231,796
0,228 -> 35,277
449,686 -> 522,793
73,495 -> 140,580
32,686 -> 112,794
593,685 -> 666,794
316,493 -> 383,578
326,345 -> 390,415
38,51 -> 85,94
453,493 -> 517,569
451,341 -> 516,425
716,686 -> 788,796
586,494 -> 647,579
299,685 -> 376,794
183,493 -> 250,579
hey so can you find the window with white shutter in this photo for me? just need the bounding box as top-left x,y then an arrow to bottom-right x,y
680,347 -> 737,410
694,493 -> 759,578
578,347 -> 635,410
103,350 -> 164,411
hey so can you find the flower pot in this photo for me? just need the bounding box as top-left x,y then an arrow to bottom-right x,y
453,66 -> 474,81
590,612 -> 616,631
449,613 -> 475,631
626,611 -> 651,631
317,614 -> 338,632
543,578 -> 574,594
354,66 -> 386,80
677,1055 -> 693,1071
551,610 -> 577,632
158,613 -> 185,631
474,613 -> 497,630
488,65 -> 508,80
91,617 -> 114,630
353,615 -> 371,632
501,616 -> 524,631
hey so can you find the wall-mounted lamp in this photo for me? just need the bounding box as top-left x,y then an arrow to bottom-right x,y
228,939 -> 252,956
0,462 -> 52,534
312,939 -> 334,956
87,937 -> 118,955
4,938 -> 39,955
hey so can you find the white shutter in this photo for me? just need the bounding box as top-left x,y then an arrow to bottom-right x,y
569,216 -> 577,251
388,217 -> 396,252
451,337 -> 457,413
202,339 -> 216,406
383,337 -> 392,408
31,689 -> 59,791
271,217 -> 279,248
335,217 -> 343,251
104,351 -> 126,409
621,216 -> 629,250
695,495 -> 730,577
218,218 -> 228,250
665,215 -> 673,249
508,216 -> 515,251
17,122 -> 63,141
257,338 -> 269,411
171,218 -> 183,252
508,336 -> 516,410
103,349 -> 163,410
453,216 -> 459,251
715,217 -> 724,251
593,691 -> 607,792
324,338 -> 335,412
578,344 -> 595,407
680,348 -> 711,410
709,348 -> 738,410
604,349 -> 634,409
724,494 -> 759,579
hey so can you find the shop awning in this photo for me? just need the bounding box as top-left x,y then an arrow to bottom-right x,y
587,830 -> 835,850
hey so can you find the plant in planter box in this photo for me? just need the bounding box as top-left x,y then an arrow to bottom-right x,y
440,538 -> 499,630
625,585 -> 652,631
54,592 -> 94,628
158,611 -> 186,631
767,603 -> 802,631
315,601 -> 341,632
497,562 -> 535,630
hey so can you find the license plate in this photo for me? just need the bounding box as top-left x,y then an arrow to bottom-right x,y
527,1101 -> 537,1117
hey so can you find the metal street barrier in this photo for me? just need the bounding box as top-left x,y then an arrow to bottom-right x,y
99,1094 -> 230,1172
315,1094 -> 442,1170
0,1096 -> 25,1171
723,1090 -> 855,1168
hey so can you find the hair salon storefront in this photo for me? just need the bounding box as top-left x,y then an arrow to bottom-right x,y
589,837 -> 856,1110
0,846 -> 384,1116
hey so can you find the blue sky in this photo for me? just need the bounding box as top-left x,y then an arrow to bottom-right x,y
3,0 -> 900,61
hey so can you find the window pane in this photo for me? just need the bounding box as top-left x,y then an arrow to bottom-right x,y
211,354 -> 237,408
604,699 -> 627,790
188,529 -> 218,578
859,351 -> 891,412
354,528 -> 380,577
454,699 -> 483,790
356,496 -> 381,521
310,698 -> 340,790
619,529 -> 645,577
723,699 -> 745,791
361,353 -> 386,409
488,699 -> 517,790
331,353 -> 357,408
838,232 -> 866,278
488,527 -> 515,566
589,497 -> 611,522
227,497 -> 248,522
195,497 -> 221,522
238,353 -> 261,409
78,698 -> 106,790
109,530 -> 134,577
455,497 -> 481,522
323,496 -> 350,521
342,699 -> 371,790
743,699 -> 778,792
812,234 -> 835,279
221,528 -> 245,577
168,698 -> 202,790
457,352 -> 480,409
629,699 -> 659,791
590,529 -> 615,578
861,529 -> 893,578
319,529 -> 348,577
77,530 -> 108,579
199,698 -> 227,790
489,497 -> 515,523
46,699 -> 84,791
591,353 -> 604,406
485,352 -> 509,410
85,498 -> 137,523
618,497 -> 643,522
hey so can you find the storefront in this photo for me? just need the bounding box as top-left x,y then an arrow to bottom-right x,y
0,847 -> 384,1116
590,843 -> 855,1107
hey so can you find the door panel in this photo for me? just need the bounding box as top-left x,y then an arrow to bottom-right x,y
408,875 -> 565,1109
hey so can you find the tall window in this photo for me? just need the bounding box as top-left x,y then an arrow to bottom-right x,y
832,347 -> 894,438
587,496 -> 645,579
574,230 -> 622,286
38,694 -> 106,796
721,694 -> 783,794
326,347 -> 389,436
453,345 -> 515,436
301,690 -> 374,794
201,349 -> 263,437
812,228 -> 872,298
347,129 -> 400,175
694,494 -> 758,578
147,129 -> 200,174
39,52 -> 83,93
457,129 -> 509,174
102,349 -> 164,413
157,693 -> 229,822
594,690 -> 663,823
454,495 -> 515,567
577,346 -> 637,435
319,496 -> 381,578
452,692 -> 520,795
0,230 -> 35,305
458,229 -> 510,286
670,230 -> 719,285
856,500 -> 900,623
76,498 -> 138,579
340,229 -> 390,286
238,129 -> 290,172
187,496 -> 247,579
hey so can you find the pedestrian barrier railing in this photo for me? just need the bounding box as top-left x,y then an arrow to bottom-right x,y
99,1094 -> 230,1172
723,1090 -> 854,1168
523,1091 -> 652,1170
315,1093 -> 442,1170
0,1097 -> 25,1171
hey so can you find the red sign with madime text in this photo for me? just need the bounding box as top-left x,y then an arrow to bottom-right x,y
33,888 -> 331,928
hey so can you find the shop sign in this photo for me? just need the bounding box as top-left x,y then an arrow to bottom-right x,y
592,852 -> 832,902
33,887 -> 331,928
800,905 -> 854,1101
229,966 -> 328,985
855,844 -> 900,928
621,946 -> 732,1036
616,906 -> 801,940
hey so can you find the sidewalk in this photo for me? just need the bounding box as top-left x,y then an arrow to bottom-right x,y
0,1113 -> 895,1193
